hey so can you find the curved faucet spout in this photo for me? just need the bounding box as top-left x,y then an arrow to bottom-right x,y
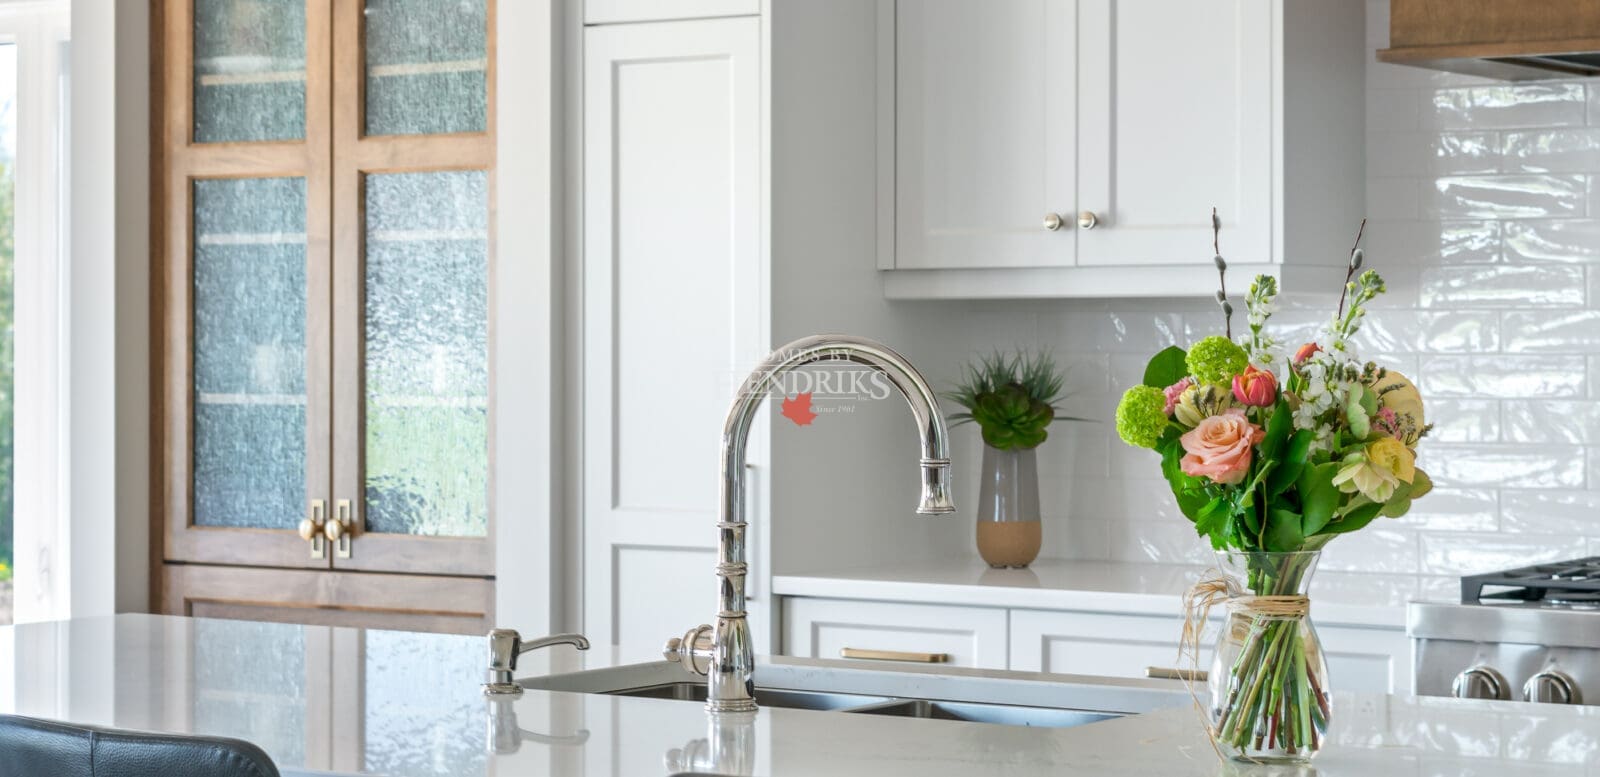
696,334 -> 956,714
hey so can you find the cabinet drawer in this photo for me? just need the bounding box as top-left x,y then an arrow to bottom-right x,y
1009,609 -> 1407,693
782,598 -> 1008,670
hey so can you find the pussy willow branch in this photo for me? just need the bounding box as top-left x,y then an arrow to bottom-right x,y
1214,207 -> 1231,339
1335,218 -> 1368,319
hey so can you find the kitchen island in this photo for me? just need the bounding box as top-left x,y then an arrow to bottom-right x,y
1,614 -> 1594,775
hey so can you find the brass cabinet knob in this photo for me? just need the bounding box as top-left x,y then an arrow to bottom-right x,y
1042,212 -> 1063,231
323,518 -> 345,542
297,518 -> 318,541
302,500 -> 328,559
1078,210 -> 1099,230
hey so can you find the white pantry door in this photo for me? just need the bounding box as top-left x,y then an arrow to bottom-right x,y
1075,0 -> 1274,266
894,0 -> 1077,270
582,17 -> 767,662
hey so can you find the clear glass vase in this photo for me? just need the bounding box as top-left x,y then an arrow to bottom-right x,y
974,445 -> 1041,569
1207,550 -> 1329,763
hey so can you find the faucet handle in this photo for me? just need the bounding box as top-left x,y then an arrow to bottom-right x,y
664,624 -> 714,676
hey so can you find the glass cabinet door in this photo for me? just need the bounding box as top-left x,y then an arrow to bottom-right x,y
192,0 -> 308,143
330,0 -> 493,575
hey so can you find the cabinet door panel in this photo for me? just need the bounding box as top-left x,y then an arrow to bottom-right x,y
585,0 -> 758,25
191,176 -> 309,531
582,18 -> 765,659
1076,0 -> 1273,266
362,0 -> 488,137
895,0 -> 1075,270
192,0 -> 308,143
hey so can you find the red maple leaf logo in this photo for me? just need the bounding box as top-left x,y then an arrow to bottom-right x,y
780,392 -> 817,426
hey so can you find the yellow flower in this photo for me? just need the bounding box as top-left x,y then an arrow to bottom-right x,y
1332,438 -> 1416,503
1373,371 -> 1425,445
1173,384 -> 1235,428
1366,437 -> 1416,484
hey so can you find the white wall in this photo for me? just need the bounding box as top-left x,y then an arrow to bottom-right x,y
772,0 -> 1600,585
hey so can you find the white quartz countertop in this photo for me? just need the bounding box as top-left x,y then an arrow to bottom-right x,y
773,558 -> 1455,628
3,614 -> 1592,776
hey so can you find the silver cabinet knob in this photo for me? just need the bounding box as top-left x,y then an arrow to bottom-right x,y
1042,212 -> 1063,231
1524,669 -> 1582,704
1078,210 -> 1098,230
1452,665 -> 1509,700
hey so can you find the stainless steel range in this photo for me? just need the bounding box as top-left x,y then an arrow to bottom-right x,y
1411,558 -> 1600,705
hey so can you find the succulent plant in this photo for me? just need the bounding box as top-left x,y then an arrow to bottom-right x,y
945,351 -> 1087,450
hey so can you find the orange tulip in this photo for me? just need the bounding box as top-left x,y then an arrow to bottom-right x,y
1231,365 -> 1278,407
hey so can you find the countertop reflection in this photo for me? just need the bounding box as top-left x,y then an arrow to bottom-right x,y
2,614 -> 1599,776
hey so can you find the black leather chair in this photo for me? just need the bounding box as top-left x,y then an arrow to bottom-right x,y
0,714 -> 279,777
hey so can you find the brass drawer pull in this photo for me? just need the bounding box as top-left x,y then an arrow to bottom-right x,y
839,647 -> 950,664
1146,666 -> 1207,682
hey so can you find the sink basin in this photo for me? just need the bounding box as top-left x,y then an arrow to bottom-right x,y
610,682 -> 893,712
521,655 -> 1190,730
848,698 -> 1117,728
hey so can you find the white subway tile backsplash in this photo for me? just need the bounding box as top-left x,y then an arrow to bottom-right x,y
1417,311 -> 1500,352
1501,490 -> 1600,535
1368,88 -> 1421,131
1503,220 -> 1600,264
1425,175 -> 1585,220
1364,220 -> 1501,265
1321,529 -> 1420,573
1418,355 -> 1587,398
1503,128 -> 1600,173
1428,84 -> 1587,131
1420,445 -> 1586,489
1503,401 -> 1600,444
1502,311 -> 1600,352
1424,399 -> 1499,442
1397,487 -> 1498,531
1421,533 -> 1580,575
1420,265 -> 1585,308
1430,132 -> 1501,174
1368,177 -> 1420,221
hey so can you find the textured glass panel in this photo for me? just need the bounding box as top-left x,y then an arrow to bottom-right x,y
194,0 -> 306,143
193,177 -> 307,529
193,619 -> 307,766
362,630 -> 487,776
364,171 -> 487,537
364,0 -> 487,136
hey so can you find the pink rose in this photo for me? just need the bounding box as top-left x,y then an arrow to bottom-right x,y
1179,408 -> 1264,485
1163,377 -> 1194,416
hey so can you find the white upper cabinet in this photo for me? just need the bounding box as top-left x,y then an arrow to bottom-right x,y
894,0 -> 1076,270
881,0 -> 1366,299
585,0 -> 759,25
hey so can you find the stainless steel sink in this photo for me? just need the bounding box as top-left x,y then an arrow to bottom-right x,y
522,655 -> 1190,731
610,682 -> 893,712
847,698 -> 1117,728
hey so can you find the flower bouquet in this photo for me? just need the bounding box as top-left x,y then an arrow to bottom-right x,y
1113,215 -> 1431,762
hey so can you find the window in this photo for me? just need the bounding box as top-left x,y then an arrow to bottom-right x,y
0,0 -> 68,626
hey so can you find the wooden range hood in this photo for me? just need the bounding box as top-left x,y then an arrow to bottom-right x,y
1378,0 -> 1600,80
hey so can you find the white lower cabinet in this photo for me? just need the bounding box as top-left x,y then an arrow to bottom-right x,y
1008,608 -> 1409,694
782,598 -> 1009,670
781,597 -> 1409,694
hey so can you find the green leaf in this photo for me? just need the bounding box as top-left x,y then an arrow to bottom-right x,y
1266,507 -> 1305,552
1142,346 -> 1189,389
1267,429 -> 1314,496
1257,399 -> 1293,463
1319,500 -> 1384,536
1159,436 -> 1209,522
1195,498 -> 1231,545
1297,462 -> 1342,536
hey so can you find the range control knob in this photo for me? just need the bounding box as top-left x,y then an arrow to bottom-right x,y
1452,665 -> 1509,700
1524,669 -> 1583,705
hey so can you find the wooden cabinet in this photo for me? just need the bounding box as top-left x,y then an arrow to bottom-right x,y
880,0 -> 1366,298
154,0 -> 496,633
782,598 -> 1009,670
580,17 -> 768,662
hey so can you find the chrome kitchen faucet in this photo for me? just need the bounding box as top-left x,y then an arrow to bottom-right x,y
662,334 -> 956,713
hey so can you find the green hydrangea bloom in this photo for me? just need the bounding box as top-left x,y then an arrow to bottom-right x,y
1115,385 -> 1168,449
1186,335 -> 1249,385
